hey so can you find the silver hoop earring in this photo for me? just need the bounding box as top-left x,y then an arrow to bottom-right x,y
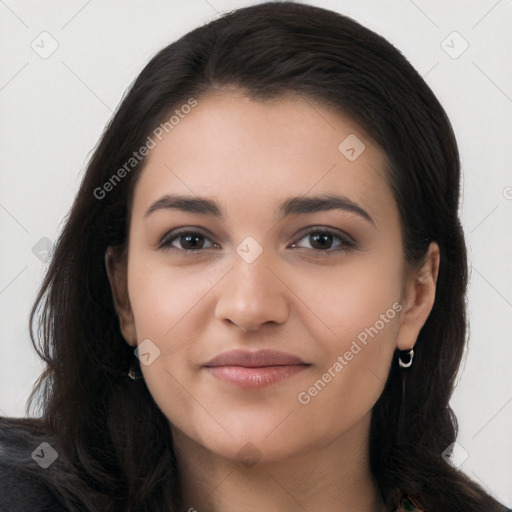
128,360 -> 143,380
398,348 -> 414,368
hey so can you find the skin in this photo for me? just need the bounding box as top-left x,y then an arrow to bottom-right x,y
106,89 -> 440,512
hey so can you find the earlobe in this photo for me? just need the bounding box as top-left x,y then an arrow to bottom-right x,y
104,246 -> 138,346
396,242 -> 440,351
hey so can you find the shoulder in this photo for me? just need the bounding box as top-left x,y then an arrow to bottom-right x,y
0,416 -> 67,512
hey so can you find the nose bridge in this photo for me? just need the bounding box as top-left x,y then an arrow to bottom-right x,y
215,236 -> 289,331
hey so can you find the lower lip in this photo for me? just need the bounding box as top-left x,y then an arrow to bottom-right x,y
205,365 -> 308,388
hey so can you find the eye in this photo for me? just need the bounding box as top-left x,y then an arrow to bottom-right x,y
289,227 -> 356,253
159,226 -> 356,255
159,228 -> 219,253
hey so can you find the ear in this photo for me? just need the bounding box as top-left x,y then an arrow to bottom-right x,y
396,242 -> 440,351
105,245 -> 138,347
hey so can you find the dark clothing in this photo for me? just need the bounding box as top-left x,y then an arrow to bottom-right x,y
0,417 -> 67,512
1,418 -> 511,512
0,463 -> 67,512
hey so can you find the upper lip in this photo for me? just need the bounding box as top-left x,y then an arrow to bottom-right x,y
204,349 -> 309,368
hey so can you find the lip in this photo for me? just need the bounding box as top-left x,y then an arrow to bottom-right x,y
204,349 -> 307,367
203,349 -> 310,389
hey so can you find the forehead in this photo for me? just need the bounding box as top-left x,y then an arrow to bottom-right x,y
132,91 -> 395,226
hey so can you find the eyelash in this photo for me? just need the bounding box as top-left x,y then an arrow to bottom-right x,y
158,227 -> 357,255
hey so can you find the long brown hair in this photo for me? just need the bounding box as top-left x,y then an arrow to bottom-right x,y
1,2 -> 508,511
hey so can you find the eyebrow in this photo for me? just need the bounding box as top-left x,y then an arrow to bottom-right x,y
144,193 -> 376,227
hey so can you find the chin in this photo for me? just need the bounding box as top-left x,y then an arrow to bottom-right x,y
207,436 -> 307,467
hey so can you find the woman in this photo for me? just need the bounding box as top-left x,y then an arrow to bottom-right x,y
0,2 -> 509,511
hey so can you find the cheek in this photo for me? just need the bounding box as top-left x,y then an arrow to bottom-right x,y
125,255 -> 218,433
290,256 -> 403,408
294,281 -> 402,431
126,253 -> 216,342
292,254 -> 403,352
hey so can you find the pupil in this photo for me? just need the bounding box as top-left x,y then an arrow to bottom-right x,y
183,234 -> 202,249
311,233 -> 332,249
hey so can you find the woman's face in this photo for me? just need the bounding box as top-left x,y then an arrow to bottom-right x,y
107,90 -> 437,465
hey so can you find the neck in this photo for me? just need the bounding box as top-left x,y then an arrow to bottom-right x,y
172,412 -> 386,512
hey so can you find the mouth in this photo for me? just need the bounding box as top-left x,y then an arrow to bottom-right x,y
203,349 -> 311,389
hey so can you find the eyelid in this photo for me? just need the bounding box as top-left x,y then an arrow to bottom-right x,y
289,226 -> 357,253
158,227 -> 217,251
291,225 -> 356,245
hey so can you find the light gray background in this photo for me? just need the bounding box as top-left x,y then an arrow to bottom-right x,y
1,0 -> 511,506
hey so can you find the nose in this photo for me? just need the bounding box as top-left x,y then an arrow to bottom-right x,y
214,245 -> 290,332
